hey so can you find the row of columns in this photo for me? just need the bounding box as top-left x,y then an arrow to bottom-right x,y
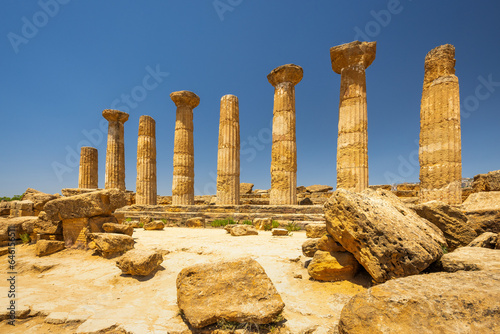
78,41 -> 462,206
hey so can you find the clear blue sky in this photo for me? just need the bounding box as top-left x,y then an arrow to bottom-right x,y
1,0 -> 499,196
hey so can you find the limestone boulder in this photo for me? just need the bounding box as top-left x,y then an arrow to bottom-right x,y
324,189 -> 446,283
413,200 -> 477,251
88,216 -> 117,233
253,218 -> 271,230
472,170 -> 500,192
116,249 -> 163,276
240,183 -> 254,194
102,223 -> 133,236
230,225 -> 258,236
296,186 -> 308,193
0,217 -> 36,242
143,221 -> 165,230
44,189 -> 127,221
0,201 -> 10,216
305,185 -> 333,193
35,240 -> 65,257
338,270 -> 500,334
438,247 -> 500,273
9,200 -> 34,217
33,211 -> 62,235
461,191 -> 500,234
176,257 -> 284,328
302,238 -> 319,257
305,223 -> 327,238
21,188 -> 59,215
272,228 -> 288,236
317,234 -> 346,252
87,233 -> 134,258
467,232 -> 498,249
186,217 -> 205,228
307,250 -> 359,281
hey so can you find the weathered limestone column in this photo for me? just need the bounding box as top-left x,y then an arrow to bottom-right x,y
103,109 -> 129,191
216,95 -> 240,205
136,115 -> 157,205
170,91 -> 200,205
419,44 -> 462,204
267,64 -> 303,205
78,147 -> 98,189
330,41 -> 376,192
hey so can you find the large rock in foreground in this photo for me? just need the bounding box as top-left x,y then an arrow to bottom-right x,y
44,189 -> 127,221
413,200 -> 477,251
176,257 -> 284,328
324,189 -> 446,283
116,249 -> 163,276
338,270 -> 500,334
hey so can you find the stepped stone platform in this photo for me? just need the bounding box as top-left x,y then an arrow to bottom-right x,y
115,204 -> 325,225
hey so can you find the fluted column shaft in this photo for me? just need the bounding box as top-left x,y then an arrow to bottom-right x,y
217,95 -> 240,205
419,44 -> 462,204
171,91 -> 200,205
103,109 -> 129,191
268,64 -> 303,205
330,41 -> 376,192
136,115 -> 157,205
78,147 -> 98,189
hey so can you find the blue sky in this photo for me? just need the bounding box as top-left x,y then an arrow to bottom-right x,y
1,0 -> 499,196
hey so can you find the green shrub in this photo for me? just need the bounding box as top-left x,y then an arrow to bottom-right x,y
272,220 -> 280,229
138,222 -> 144,228
161,218 -> 167,224
441,245 -> 448,254
20,233 -> 31,244
285,222 -> 301,232
125,217 -> 132,222
210,218 -> 237,227
242,220 -> 253,225
0,195 -> 23,202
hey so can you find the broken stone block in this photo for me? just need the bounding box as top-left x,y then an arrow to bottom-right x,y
307,250 -> 359,281
116,249 -> 163,276
35,240 -> 65,257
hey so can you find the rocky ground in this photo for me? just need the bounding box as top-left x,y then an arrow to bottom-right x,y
0,228 -> 372,333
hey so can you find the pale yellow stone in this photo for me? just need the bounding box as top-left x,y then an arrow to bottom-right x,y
330,41 -> 376,192
419,44 -> 462,205
268,64 -> 303,205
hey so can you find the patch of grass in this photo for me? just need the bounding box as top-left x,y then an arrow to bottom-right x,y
161,218 -> 167,224
210,218 -> 238,227
285,222 -> 301,232
20,233 -> 30,244
272,220 -> 280,229
441,245 -> 448,254
125,217 -> 132,222
138,222 -> 144,228
242,220 -> 253,225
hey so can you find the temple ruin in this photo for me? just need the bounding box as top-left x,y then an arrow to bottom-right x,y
419,44 -> 462,205
103,109 -> 129,191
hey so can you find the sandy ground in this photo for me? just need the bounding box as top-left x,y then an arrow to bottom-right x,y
0,227 -> 371,333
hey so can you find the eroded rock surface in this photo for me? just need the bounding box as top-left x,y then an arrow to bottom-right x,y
307,250 -> 359,281
116,249 -> 163,276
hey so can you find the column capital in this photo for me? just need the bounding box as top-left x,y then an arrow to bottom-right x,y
102,109 -> 129,123
330,41 -> 376,74
424,44 -> 456,84
170,91 -> 200,108
267,64 -> 303,87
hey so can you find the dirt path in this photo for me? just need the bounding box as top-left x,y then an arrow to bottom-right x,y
0,228 -> 371,333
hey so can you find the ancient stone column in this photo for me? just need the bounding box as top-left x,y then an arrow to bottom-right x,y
216,95 -> 240,205
419,44 -> 462,204
330,41 -> 376,192
78,147 -> 98,189
267,64 -> 303,205
103,109 -> 129,191
170,91 -> 200,205
136,115 -> 157,205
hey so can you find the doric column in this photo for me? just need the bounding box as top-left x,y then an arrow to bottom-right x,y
330,40 -> 376,192
216,95 -> 240,205
78,147 -> 98,189
103,109 -> 129,191
170,91 -> 200,205
267,64 -> 303,205
419,44 -> 462,204
136,115 -> 157,205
